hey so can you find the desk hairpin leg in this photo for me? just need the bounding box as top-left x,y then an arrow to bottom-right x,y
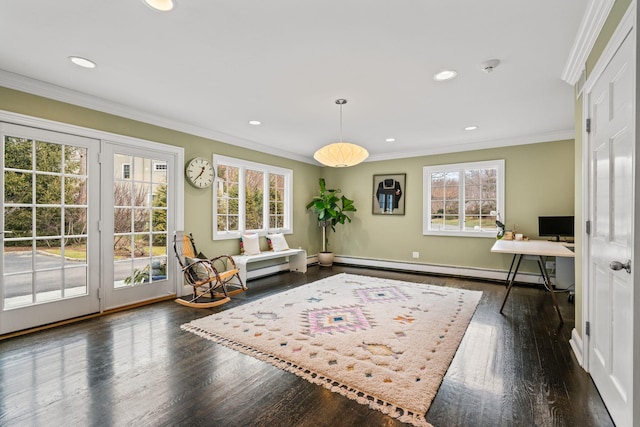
500,254 -> 522,314
504,253 -> 517,287
537,255 -> 563,324
499,253 -> 564,324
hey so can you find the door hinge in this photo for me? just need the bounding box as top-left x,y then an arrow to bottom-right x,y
586,118 -> 591,133
98,220 -> 102,232
97,287 -> 102,300
98,152 -> 104,164
586,220 -> 591,235
585,321 -> 590,337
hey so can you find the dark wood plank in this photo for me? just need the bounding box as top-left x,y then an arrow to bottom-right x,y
0,266 -> 614,427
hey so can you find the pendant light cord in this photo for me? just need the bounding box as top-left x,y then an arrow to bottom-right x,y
339,103 -> 343,143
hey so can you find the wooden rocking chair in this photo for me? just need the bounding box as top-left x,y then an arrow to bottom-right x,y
173,231 -> 246,308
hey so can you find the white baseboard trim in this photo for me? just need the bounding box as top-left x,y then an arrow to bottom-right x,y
569,328 -> 584,368
243,253 -> 544,286
332,255 -> 543,284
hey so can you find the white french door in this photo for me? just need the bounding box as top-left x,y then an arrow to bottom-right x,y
100,142 -> 177,310
586,26 -> 635,427
0,123 -> 100,334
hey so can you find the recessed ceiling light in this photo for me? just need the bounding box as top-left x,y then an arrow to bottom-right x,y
248,120 -> 261,126
69,56 -> 96,69
385,138 -> 396,142
464,126 -> 478,131
433,70 -> 457,81
142,0 -> 175,11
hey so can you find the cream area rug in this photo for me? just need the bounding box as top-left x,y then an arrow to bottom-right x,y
181,273 -> 482,427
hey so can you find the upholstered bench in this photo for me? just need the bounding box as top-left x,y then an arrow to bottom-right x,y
233,248 -> 307,284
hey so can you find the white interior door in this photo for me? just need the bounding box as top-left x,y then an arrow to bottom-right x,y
0,123 -> 100,334
586,29 -> 635,427
101,142 -> 177,310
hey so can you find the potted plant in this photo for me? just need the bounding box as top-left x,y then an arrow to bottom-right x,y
305,178 -> 356,267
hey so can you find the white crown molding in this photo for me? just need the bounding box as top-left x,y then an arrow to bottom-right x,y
562,0 -> 615,85
583,0 -> 636,94
1,69 -> 575,166
365,129 -> 576,163
0,69 -> 316,165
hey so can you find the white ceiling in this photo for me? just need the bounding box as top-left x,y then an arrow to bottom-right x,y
0,1 -> 587,164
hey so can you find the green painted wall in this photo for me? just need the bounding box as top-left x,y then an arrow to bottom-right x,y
320,140 -> 575,272
0,86 -> 323,258
573,0 -> 633,338
1,88 -> 576,280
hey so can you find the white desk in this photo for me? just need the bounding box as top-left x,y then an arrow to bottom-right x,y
491,239 -> 575,323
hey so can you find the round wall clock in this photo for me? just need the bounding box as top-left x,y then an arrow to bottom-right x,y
185,157 -> 215,188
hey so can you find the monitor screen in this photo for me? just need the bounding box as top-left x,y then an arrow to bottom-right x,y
538,216 -> 574,241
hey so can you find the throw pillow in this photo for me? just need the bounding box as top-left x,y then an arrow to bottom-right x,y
267,233 -> 290,252
185,256 -> 211,282
241,233 -> 261,255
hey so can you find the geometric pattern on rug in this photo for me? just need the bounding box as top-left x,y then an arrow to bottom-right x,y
181,273 -> 482,427
304,305 -> 372,335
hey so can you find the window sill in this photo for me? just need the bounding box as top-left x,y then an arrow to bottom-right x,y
423,230 -> 497,238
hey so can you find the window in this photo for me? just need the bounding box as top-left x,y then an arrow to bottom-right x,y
153,162 -> 167,171
423,159 -> 504,237
213,155 -> 293,240
122,163 -> 131,179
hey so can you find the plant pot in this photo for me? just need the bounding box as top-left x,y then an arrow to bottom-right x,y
318,251 -> 334,267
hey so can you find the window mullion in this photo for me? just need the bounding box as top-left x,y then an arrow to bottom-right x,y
263,172 -> 270,232
459,168 -> 465,231
239,166 -> 246,233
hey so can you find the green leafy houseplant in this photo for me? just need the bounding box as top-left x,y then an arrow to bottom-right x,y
305,178 -> 356,263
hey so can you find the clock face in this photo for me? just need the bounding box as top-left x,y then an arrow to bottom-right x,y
186,157 -> 215,188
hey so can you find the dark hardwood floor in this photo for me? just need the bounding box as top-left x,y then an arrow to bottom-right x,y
0,266 -> 613,427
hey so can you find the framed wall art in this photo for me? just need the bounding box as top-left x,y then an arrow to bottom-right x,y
372,173 -> 405,215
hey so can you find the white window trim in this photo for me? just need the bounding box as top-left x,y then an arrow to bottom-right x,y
423,159 -> 505,238
213,154 -> 293,240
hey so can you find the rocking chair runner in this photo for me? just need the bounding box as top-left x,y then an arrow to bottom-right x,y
173,231 -> 246,308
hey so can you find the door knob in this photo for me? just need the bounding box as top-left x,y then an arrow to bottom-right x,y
609,260 -> 631,274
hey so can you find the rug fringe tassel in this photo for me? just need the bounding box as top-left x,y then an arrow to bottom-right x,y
181,324 -> 433,427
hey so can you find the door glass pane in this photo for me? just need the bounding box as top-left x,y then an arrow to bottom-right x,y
35,141 -> 62,173
3,272 -> 33,309
65,177 -> 87,205
3,135 -> 89,310
36,175 -> 62,204
5,207 -> 32,238
114,154 -> 169,288
65,208 -> 87,236
4,171 -> 32,203
35,207 -> 61,236
64,146 -> 87,175
5,137 -> 32,170
35,270 -> 63,303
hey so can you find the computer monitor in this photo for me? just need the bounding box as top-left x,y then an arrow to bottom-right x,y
538,216 -> 574,241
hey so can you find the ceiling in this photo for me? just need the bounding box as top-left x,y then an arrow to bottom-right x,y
0,1 -> 587,165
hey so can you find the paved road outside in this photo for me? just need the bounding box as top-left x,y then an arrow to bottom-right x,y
2,251 -> 150,299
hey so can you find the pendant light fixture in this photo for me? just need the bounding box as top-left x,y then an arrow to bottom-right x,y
313,99 -> 369,167
143,0 -> 175,11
